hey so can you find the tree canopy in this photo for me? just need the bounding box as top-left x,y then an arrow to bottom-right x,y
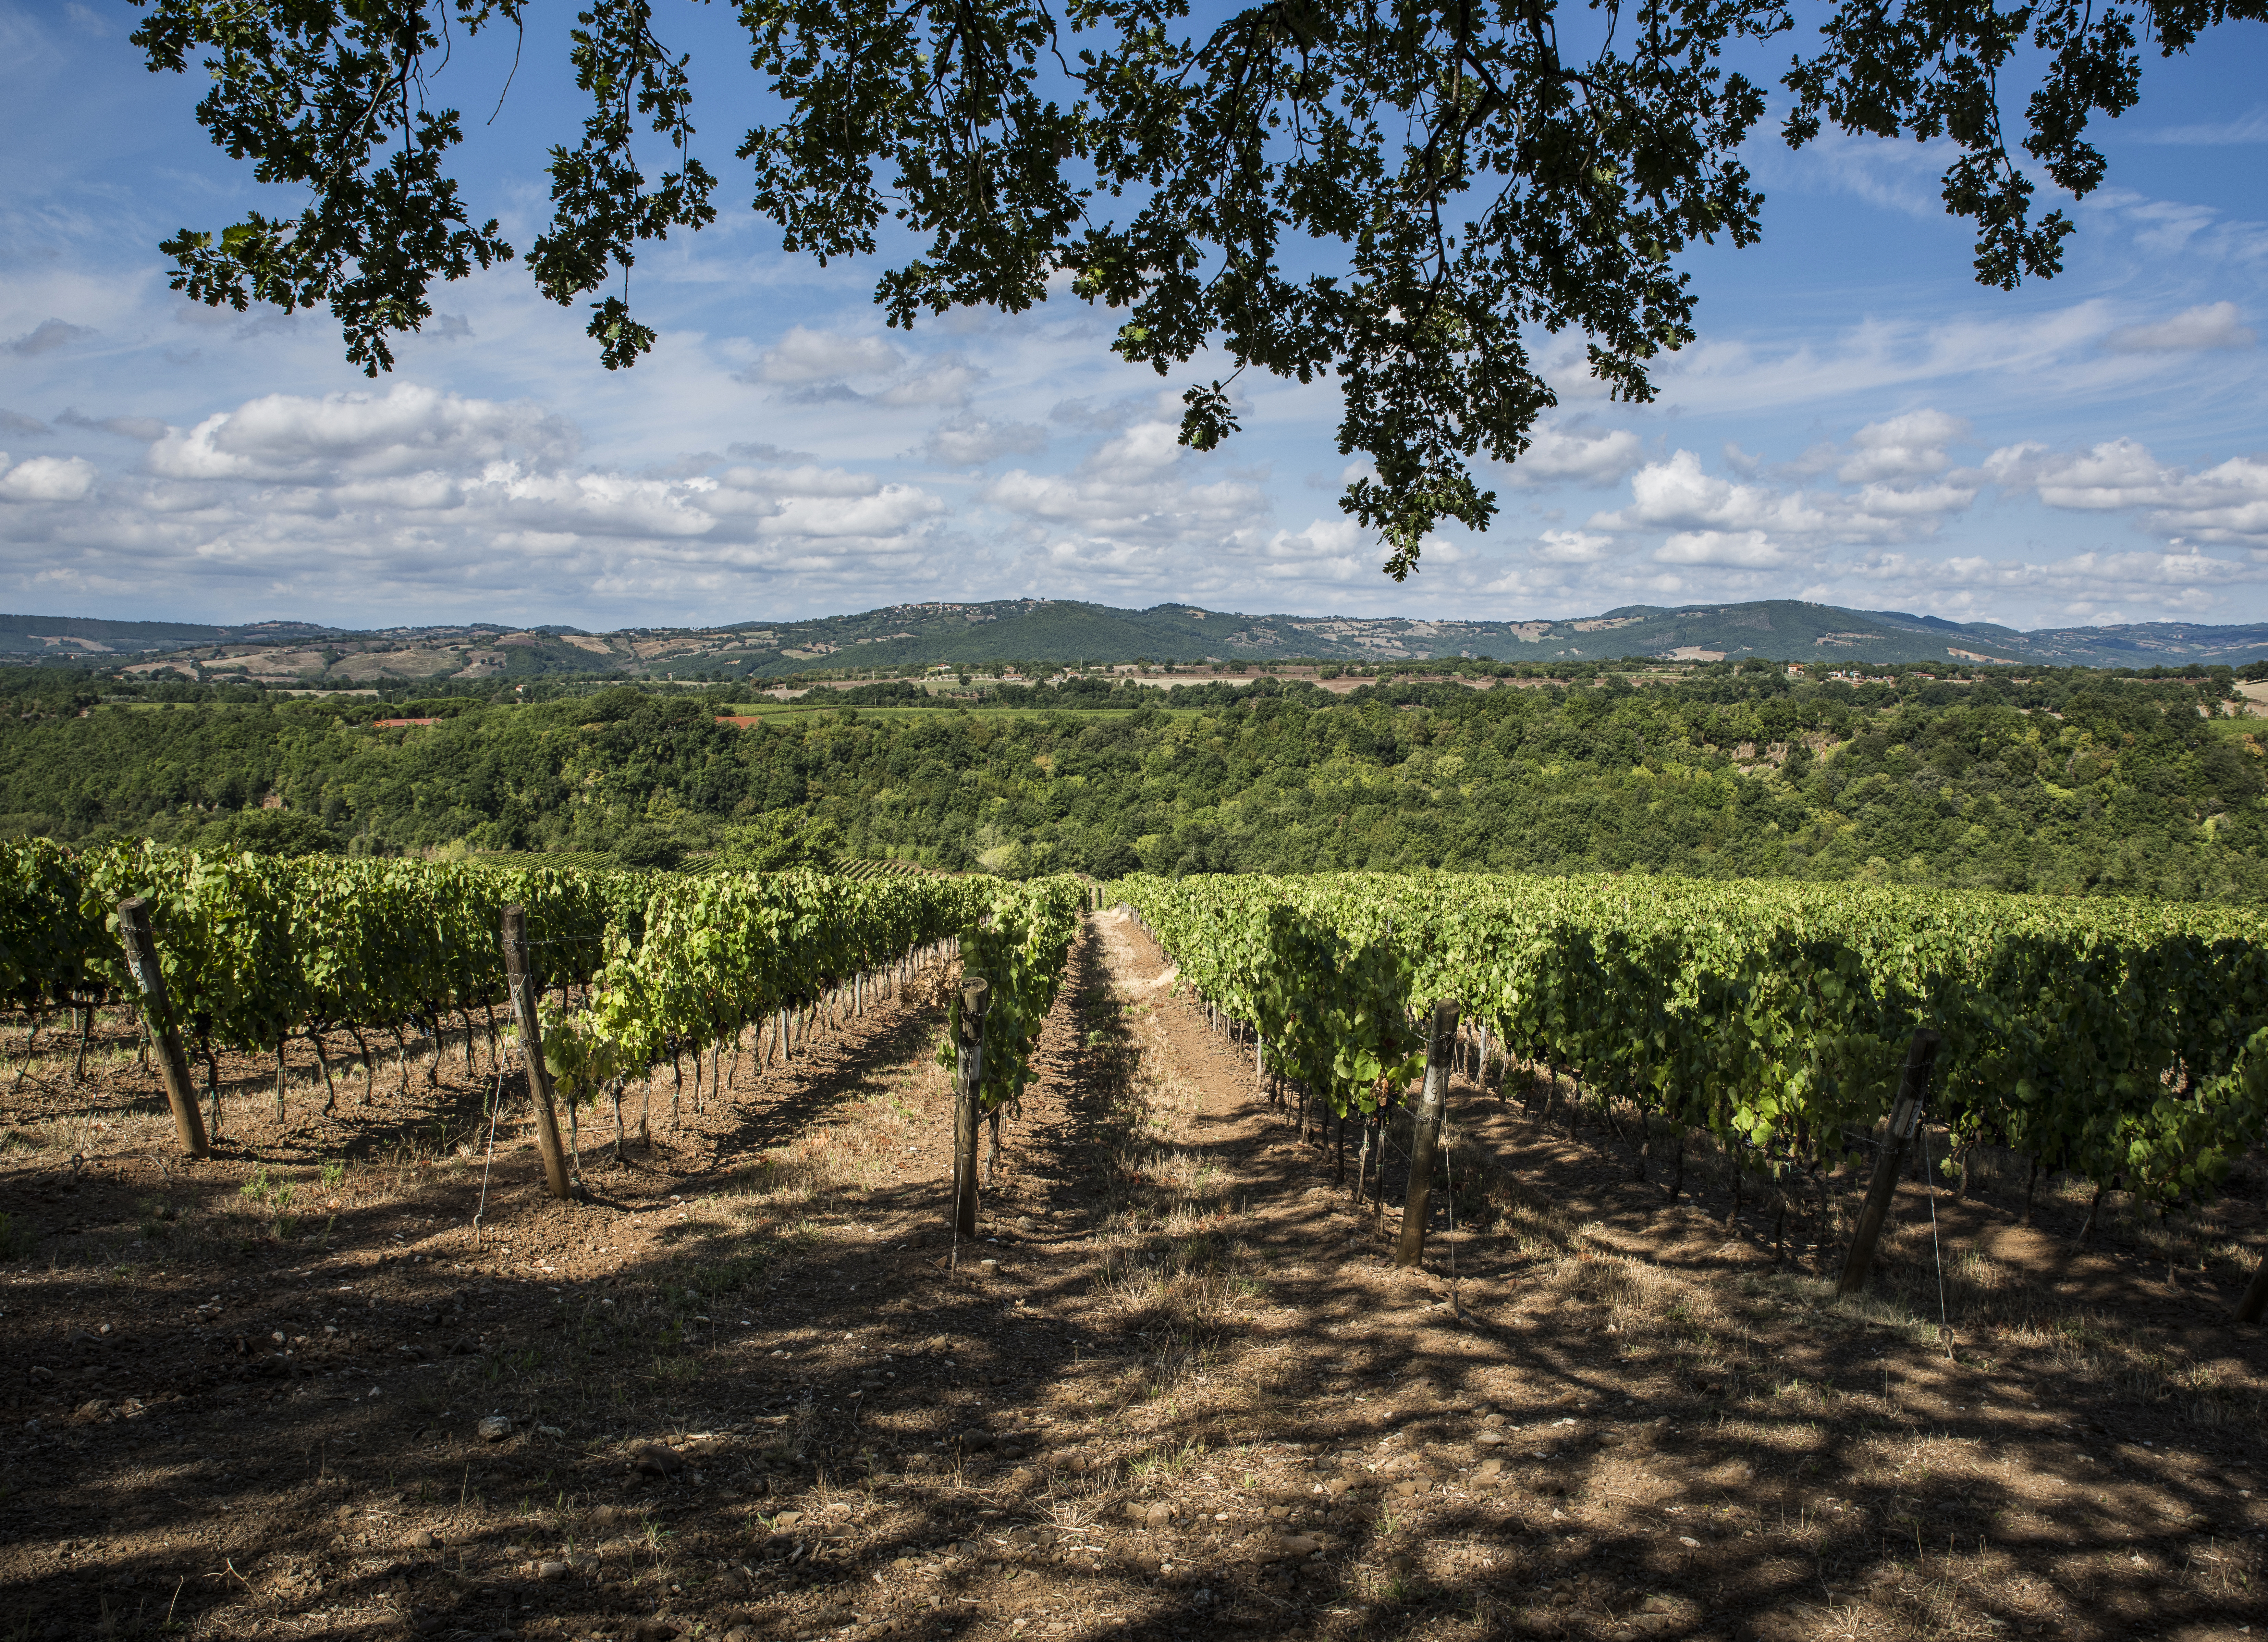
11,669 -> 2268,902
132,0 -> 2264,575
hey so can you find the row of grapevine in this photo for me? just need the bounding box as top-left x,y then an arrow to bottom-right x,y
1,841 -> 1084,1139
2,839 -> 646,1072
1115,871 -> 2268,1212
943,877 -> 1086,1114
535,872 -> 1083,1118
536,869 -> 984,1102
7,837 -> 1091,1237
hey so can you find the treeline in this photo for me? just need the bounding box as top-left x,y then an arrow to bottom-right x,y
2,667 -> 2264,901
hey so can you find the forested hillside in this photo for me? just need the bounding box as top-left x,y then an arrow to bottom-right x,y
4,666 -> 2264,901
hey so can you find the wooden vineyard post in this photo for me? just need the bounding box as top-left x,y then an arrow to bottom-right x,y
951,977 -> 992,1240
1836,1030 -> 1940,1298
114,898 -> 208,1158
2237,1249 -> 2268,1325
501,906 -> 574,1202
1396,998 -> 1461,1269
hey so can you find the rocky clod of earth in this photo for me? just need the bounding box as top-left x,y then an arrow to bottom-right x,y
477,1414 -> 512,1441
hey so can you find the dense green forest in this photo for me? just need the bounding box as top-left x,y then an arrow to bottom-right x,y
4,663 -> 2265,901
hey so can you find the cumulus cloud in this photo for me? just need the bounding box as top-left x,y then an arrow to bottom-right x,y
145,382 -> 575,482
2101,302 -> 2255,353
876,357 -> 982,408
1988,437 -> 2268,546
1504,420 -> 1645,486
981,406 -> 1276,590
0,386 -> 954,613
1532,529 -> 1615,563
1654,529 -> 1791,568
1591,450 -> 1837,539
1577,418 -> 1984,581
922,413 -> 1048,466
5,319 -> 95,357
0,455 -> 97,503
740,325 -> 904,385
1850,547 -> 2261,617
1834,409 -> 1969,481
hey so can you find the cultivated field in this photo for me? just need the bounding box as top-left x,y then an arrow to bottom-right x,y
2,911 -> 2263,1642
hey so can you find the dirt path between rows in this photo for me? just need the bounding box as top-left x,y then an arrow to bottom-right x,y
3,911 -> 2264,1642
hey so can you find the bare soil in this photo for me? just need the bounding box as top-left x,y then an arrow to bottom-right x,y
2,910 -> 2264,1642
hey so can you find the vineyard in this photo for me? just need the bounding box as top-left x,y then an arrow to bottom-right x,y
5,843 -> 2268,1642
10,840 -> 2268,1271
0,840 -> 1083,1209
1113,871 -> 2268,1244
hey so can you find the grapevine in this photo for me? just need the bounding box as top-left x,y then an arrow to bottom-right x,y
1117,871 -> 2268,1213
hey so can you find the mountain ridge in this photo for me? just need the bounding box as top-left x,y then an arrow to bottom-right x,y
4,597 -> 2265,681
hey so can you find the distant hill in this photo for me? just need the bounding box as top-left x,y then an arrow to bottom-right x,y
0,613 -> 340,658
6,598 -> 2267,682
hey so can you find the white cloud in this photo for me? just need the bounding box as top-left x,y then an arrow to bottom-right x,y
1989,437 -> 2268,547
1752,128 -> 1962,219
876,358 -> 981,408
1240,518 -> 1371,582
922,414 -> 1049,466
761,486 -> 943,541
1850,479 -> 1977,517
722,463 -> 881,500
1592,450 -> 1838,539
1087,418 -> 1189,478
1851,548 -> 2259,611
1654,530 -> 1790,568
2078,189 -> 2268,268
1644,303 -> 2128,422
0,387 -> 957,616
980,409 -> 1287,594
0,455 -> 97,502
146,383 -> 574,481
1506,421 -> 1644,486
1580,421 -> 1982,578
1532,529 -> 1614,563
1835,409 -> 1969,482
2101,302 -> 2255,353
2139,107 -> 2268,145
743,325 -> 904,385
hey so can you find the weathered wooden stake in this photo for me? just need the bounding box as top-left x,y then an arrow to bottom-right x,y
1351,1116 -> 1373,1210
501,905 -> 574,1201
114,897 -> 208,1158
2237,1248 -> 2268,1325
951,977 -> 992,1240
1396,998 -> 1461,1269
1836,1030 -> 1941,1298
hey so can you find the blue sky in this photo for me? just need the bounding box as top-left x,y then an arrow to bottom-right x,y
2,1 -> 2265,634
